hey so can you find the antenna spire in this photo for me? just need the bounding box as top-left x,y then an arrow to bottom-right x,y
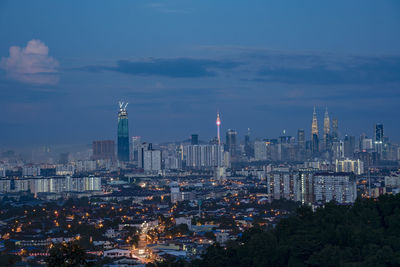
216,111 -> 221,145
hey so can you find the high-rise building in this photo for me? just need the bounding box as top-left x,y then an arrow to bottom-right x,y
137,142 -> 149,169
311,106 -> 319,137
374,124 -> 384,143
226,129 -> 237,158
323,108 -> 330,150
0,165 -> 6,177
267,171 -> 300,202
93,140 -> 115,161
323,107 -> 330,137
297,129 -> 306,161
312,134 -> 319,156
117,102 -> 130,162
299,168 -> 316,205
331,118 -> 339,141
131,136 -> 141,162
311,107 -> 319,156
344,135 -> 355,158
144,150 -> 162,172
362,138 -> 373,151
265,169 -> 357,205
297,129 -> 305,149
191,134 -> 199,145
313,172 -> 357,204
185,144 -> 225,168
244,128 -> 253,158
358,133 -> 367,152
254,141 -> 268,161
335,159 -> 364,175
374,123 -> 384,156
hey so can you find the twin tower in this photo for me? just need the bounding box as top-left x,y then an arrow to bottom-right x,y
311,107 -> 339,154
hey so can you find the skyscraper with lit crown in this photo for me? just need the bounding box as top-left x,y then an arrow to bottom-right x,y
323,108 -> 330,137
117,101 -> 130,162
311,107 -> 319,155
323,107 -> 330,150
311,106 -> 318,136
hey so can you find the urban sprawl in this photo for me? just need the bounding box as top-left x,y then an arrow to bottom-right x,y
0,103 -> 399,266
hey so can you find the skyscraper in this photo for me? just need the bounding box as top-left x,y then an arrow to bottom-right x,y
226,129 -> 237,158
191,134 -> 199,145
297,129 -> 305,149
311,107 -> 319,156
144,149 -> 162,172
244,128 -> 253,158
331,118 -> 339,141
344,135 -> 355,158
132,136 -> 141,162
311,106 -> 319,137
312,134 -> 319,156
323,107 -> 330,136
374,124 -> 384,143
323,107 -> 330,150
117,101 -> 130,162
137,142 -> 149,169
374,123 -> 384,155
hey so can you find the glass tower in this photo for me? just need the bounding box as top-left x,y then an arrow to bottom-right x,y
374,123 -> 384,156
117,102 -> 130,162
226,129 -> 237,157
374,124 -> 384,143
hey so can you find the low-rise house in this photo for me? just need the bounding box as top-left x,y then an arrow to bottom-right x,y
103,248 -> 131,258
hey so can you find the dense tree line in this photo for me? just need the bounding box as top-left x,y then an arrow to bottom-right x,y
192,194 -> 400,267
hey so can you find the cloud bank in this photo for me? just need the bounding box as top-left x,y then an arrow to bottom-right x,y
80,58 -> 240,78
0,40 -> 59,85
257,54 -> 400,85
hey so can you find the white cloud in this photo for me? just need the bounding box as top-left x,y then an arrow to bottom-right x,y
0,40 -> 59,85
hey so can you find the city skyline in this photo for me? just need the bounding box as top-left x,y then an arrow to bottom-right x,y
1,1 -> 400,146
0,103 -> 395,151
1,2 -> 400,264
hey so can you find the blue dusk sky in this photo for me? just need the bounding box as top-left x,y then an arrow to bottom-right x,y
0,0 -> 400,147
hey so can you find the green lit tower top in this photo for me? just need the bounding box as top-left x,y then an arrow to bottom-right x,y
118,101 -> 130,162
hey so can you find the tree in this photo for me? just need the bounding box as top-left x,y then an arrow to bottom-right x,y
192,194 -> 400,266
47,242 -> 89,267
204,231 -> 216,241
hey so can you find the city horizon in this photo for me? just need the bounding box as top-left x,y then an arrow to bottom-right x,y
0,105 -> 397,150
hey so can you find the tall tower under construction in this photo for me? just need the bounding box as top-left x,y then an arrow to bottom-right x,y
117,101 -> 130,162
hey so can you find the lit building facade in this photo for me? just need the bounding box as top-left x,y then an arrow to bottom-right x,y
313,172 -> 357,204
336,159 -> 364,175
185,144 -> 225,168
